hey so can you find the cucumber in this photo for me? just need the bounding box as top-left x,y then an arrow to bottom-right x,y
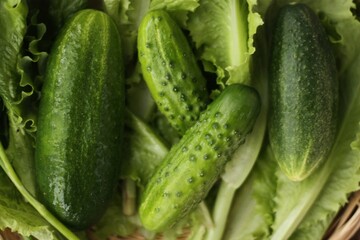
35,9 -> 125,229
268,3 -> 338,181
138,10 -> 208,135
139,84 -> 261,231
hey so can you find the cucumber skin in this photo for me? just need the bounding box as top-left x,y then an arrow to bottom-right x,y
269,4 -> 338,181
139,84 -> 261,231
138,10 -> 208,135
35,10 -> 125,229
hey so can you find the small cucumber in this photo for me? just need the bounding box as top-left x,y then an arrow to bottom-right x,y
268,3 -> 338,181
35,10 -> 125,229
138,10 -> 208,135
139,84 -> 261,231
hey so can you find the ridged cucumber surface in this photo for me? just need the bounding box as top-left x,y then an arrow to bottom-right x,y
139,84 -> 261,231
138,10 -> 208,135
35,9 -> 125,229
269,3 -> 338,181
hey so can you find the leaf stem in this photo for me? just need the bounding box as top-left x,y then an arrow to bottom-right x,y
122,179 -> 137,216
205,183 -> 236,240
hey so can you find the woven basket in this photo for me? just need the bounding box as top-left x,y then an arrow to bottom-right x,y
322,190 -> 360,240
2,191 -> 360,240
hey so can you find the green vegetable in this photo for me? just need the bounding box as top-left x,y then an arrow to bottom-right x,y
1,0 -> 360,239
139,84 -> 261,231
0,0 -> 39,125
187,0 -> 263,85
222,2 -> 360,240
0,169 -> 61,240
35,9 -> 125,229
102,0 -> 150,64
0,0 -> 27,109
138,10 -> 208,135
268,3 -> 338,181
121,109 -> 169,187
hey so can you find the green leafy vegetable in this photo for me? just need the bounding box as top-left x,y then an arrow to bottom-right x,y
92,193 -> 138,239
103,0 -> 150,64
1,0 -> 360,239
187,0 -> 263,86
223,146 -> 277,240
0,169 -> 60,240
0,0 -> 29,115
5,112 -> 36,196
149,0 -> 200,27
121,110 -> 168,187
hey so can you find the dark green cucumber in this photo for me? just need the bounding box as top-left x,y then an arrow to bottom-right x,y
35,9 -> 125,229
139,84 -> 261,231
138,10 -> 208,135
269,3 -> 338,181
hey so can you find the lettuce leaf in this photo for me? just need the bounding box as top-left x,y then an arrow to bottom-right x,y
149,0 -> 200,27
103,0 -> 150,64
92,193 -> 138,239
223,146 -> 277,240
187,0 -> 263,86
5,112 -> 36,196
6,8 -> 49,196
0,0 -> 28,112
121,110 -> 169,187
0,169 -> 60,239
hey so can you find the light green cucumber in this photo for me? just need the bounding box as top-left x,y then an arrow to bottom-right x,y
138,10 -> 208,135
35,9 -> 125,229
139,84 -> 261,231
269,3 -> 338,181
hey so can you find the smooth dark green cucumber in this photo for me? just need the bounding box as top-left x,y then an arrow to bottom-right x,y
139,84 -> 261,231
35,10 -> 125,229
138,10 -> 208,135
269,4 -> 338,181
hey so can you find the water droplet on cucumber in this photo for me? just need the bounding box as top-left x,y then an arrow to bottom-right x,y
165,73 -> 171,80
189,155 -> 196,162
187,177 -> 194,183
181,72 -> 187,80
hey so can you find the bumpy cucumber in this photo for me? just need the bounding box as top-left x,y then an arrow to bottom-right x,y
138,10 -> 208,135
139,84 -> 261,231
35,10 -> 125,229
269,3 -> 338,181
